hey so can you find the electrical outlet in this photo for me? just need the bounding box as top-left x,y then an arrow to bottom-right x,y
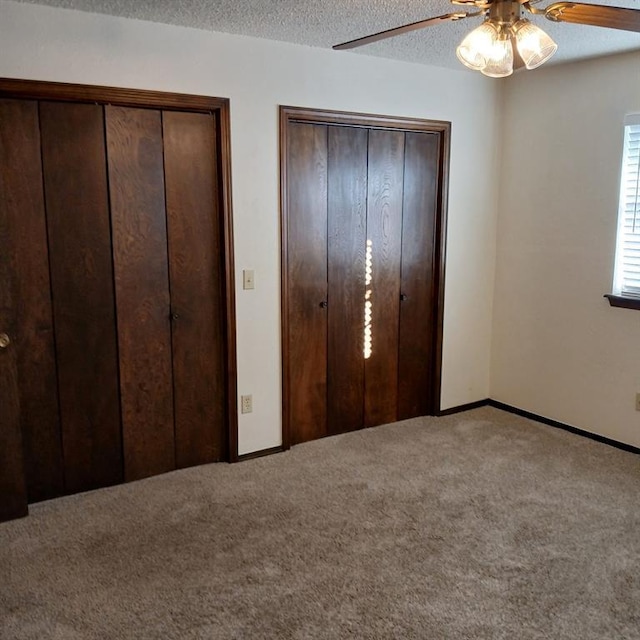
636,393 -> 640,412
241,394 -> 253,414
243,270 -> 255,290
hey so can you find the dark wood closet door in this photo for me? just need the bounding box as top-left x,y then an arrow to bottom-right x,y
106,106 -> 175,482
163,111 -> 226,468
327,126 -> 368,436
0,163 -> 27,520
398,132 -> 440,420
0,332 -> 29,522
40,102 -> 123,494
287,123 -> 328,445
283,108 -> 447,449
0,99 -> 64,502
0,80 -> 236,521
0,340 -> 26,522
363,130 -> 405,428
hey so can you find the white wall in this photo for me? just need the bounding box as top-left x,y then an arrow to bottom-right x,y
493,51 -> 640,448
0,0 -> 501,454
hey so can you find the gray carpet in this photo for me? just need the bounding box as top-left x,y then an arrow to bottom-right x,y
1,407 -> 639,639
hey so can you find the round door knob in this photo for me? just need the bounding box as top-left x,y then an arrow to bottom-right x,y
319,301 -> 328,309
0,333 -> 10,349
400,293 -> 408,301
171,313 -> 180,321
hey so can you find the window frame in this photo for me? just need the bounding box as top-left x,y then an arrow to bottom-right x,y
606,114 -> 640,311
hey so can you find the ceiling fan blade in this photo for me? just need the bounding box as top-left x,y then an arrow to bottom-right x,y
544,2 -> 640,32
333,12 -> 472,50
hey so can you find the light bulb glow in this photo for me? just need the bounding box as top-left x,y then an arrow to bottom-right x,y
456,22 -> 498,71
513,20 -> 558,69
363,239 -> 373,360
457,18 -> 557,76
480,35 -> 514,78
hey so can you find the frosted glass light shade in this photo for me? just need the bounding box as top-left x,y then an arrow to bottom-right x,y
456,22 -> 498,70
514,20 -> 558,69
481,36 -> 514,78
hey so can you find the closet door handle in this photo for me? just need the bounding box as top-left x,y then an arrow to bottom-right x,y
319,301 -> 328,309
400,293 -> 408,302
170,312 -> 180,321
0,333 -> 10,349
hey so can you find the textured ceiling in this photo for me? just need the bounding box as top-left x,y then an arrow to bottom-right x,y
16,0 -> 640,69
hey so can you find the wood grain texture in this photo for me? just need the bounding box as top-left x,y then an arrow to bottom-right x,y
280,106 -> 450,135
281,107 -> 450,442
0,110 -> 28,519
333,12 -> 469,50
1,76 -> 238,464
40,102 -> 123,494
364,129 -> 405,428
106,105 -> 175,482
327,126 -> 368,435
0,343 -> 27,522
163,110 -> 226,468
0,78 -> 228,114
545,2 -> 640,32
287,123 -> 328,445
430,127 -> 451,415
398,132 -> 440,420
0,81 -> 238,504
279,108 -> 293,450
216,104 -> 239,463
0,99 -> 64,502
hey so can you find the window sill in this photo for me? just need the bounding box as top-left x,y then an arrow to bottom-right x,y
604,294 -> 640,311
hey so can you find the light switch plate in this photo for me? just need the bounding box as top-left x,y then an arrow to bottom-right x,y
243,270 -> 255,290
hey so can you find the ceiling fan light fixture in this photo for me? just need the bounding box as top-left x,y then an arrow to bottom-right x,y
480,33 -> 514,78
513,19 -> 558,69
333,0 -> 640,78
456,21 -> 498,70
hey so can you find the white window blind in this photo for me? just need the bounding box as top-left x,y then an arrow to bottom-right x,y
613,114 -> 640,299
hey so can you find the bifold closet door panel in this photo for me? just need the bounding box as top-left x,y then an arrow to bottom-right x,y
0,343 -> 26,522
287,123 -> 328,444
163,111 -> 226,468
0,99 -> 64,502
0,124 -> 27,519
106,106 -> 175,482
398,132 -> 440,420
364,130 -> 405,429
40,102 -> 123,494
327,126 -> 367,436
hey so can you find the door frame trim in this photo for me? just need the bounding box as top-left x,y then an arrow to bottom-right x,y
0,78 -> 239,463
279,106 -> 451,449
